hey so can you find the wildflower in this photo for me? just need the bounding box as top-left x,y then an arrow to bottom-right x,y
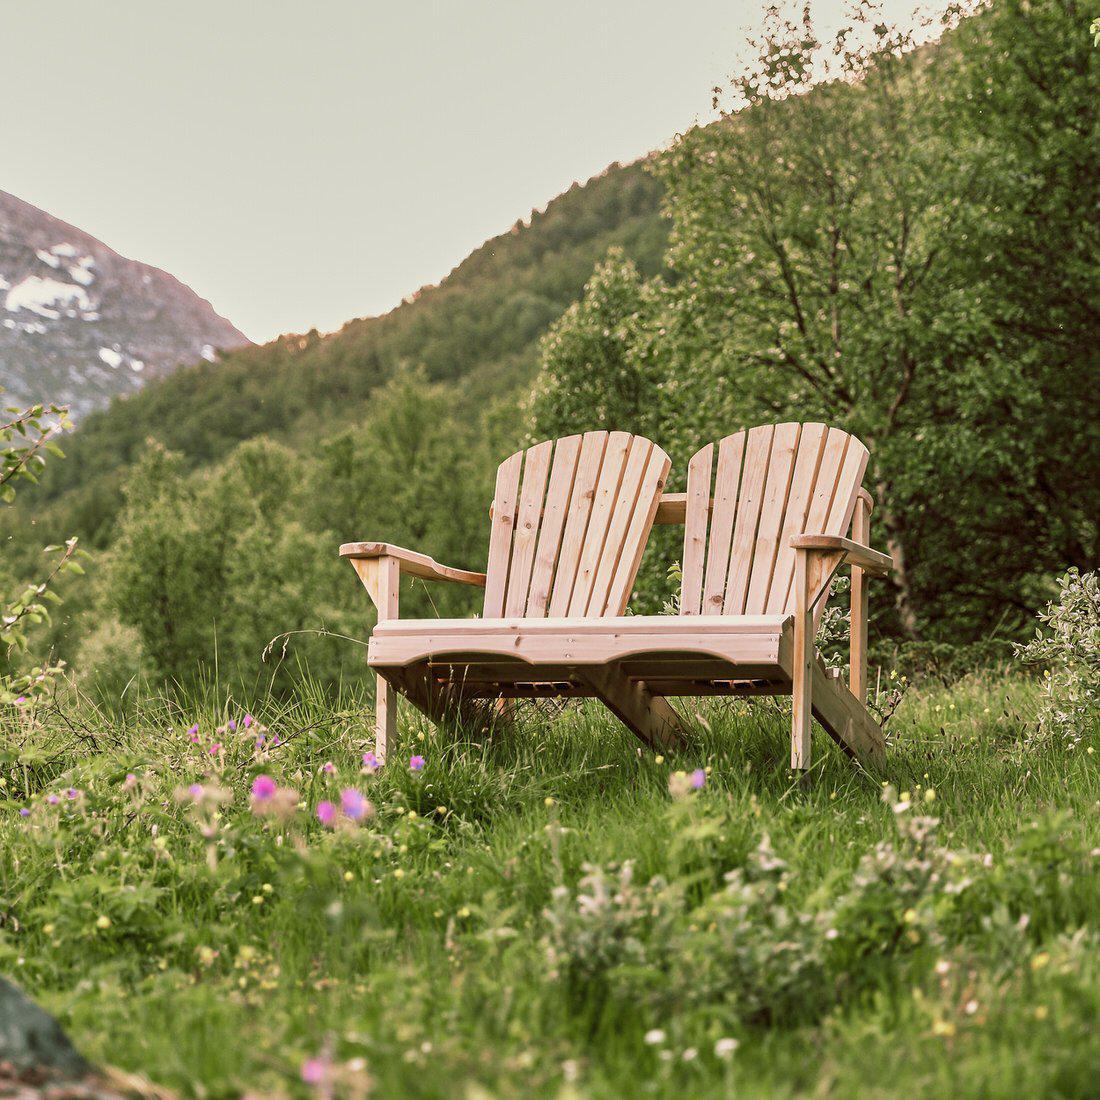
208,743 -> 222,757
344,871 -> 354,882
47,794 -> 59,805
197,945 -> 218,966
242,714 -> 254,729
123,773 -> 137,790
42,923 -> 55,936
19,808 -> 30,818
681,1048 -> 698,1062
1030,952 -> 1050,971
1034,1005 -> 1048,1020
436,805 -> 447,815
964,1000 -> 979,1015
668,770 -> 694,799
187,723 -> 200,741
15,696 -> 27,705
227,719 -> 237,732
409,755 -> 425,772
903,908 -> 918,924
654,754 -> 665,764
340,788 -> 370,822
690,768 -> 706,789
188,783 -> 205,800
544,796 -> 555,807
95,915 -> 111,930
393,868 -> 405,879
251,775 -> 277,802
316,801 -> 336,827
714,1037 -> 739,1059
252,895 -> 264,905
301,1058 -> 328,1086
322,761 -> 335,774
644,1029 -> 666,1046
362,751 -> 380,772
931,1019 -> 956,1038
65,788 -> 79,800
457,906 -> 471,918
924,788 -> 936,803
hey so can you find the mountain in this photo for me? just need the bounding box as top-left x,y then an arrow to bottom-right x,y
24,160 -> 666,541
0,190 -> 250,418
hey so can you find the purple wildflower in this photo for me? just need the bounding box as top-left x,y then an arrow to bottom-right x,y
19,808 -> 30,818
251,775 -> 277,801
301,1058 -> 327,1086
242,714 -> 253,728
47,794 -> 59,805
322,761 -> 335,774
228,719 -> 237,732
340,788 -> 367,821
208,742 -> 221,756
690,769 -> 706,789
123,773 -> 137,789
316,801 -> 336,827
188,783 -> 205,800
362,751 -> 380,772
66,788 -> 79,799
186,723 -> 200,741
15,696 -> 27,705
409,755 -> 426,772
255,734 -> 266,748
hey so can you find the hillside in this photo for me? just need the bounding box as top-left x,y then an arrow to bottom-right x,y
0,190 -> 250,418
23,160 -> 665,545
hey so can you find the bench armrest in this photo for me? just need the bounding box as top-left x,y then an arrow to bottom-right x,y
339,542 -> 487,587
789,535 -> 893,577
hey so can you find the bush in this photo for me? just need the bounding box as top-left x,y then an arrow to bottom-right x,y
1017,569 -> 1100,747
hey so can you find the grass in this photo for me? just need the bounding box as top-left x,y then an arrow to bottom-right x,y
1,669 -> 1098,1098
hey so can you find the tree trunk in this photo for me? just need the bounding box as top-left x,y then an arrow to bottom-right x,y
875,478 -> 920,641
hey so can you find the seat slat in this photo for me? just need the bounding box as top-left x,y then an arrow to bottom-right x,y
504,440 -> 553,616
680,442 -> 713,615
568,431 -> 634,615
723,424 -> 774,614
548,431 -> 609,616
701,432 -> 746,614
525,434 -> 582,617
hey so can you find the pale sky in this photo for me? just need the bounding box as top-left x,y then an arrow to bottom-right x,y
3,1 -> 939,343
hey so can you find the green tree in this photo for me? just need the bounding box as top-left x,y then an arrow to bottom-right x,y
1,391 -> 83,702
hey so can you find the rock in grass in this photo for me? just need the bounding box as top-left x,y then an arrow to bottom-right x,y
0,976 -> 91,1080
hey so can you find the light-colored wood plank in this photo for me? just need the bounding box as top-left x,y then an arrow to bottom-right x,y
526,434 -> 582,617
849,493 -> 871,701
723,424 -> 774,615
376,613 -> 789,636
482,450 -> 524,617
548,431 -> 608,616
790,550 -> 814,771
342,542 -> 486,587
766,422 -> 828,614
580,664 -> 687,751
810,659 -> 886,771
680,442 -> 714,615
362,555 -> 400,764
745,422 -> 801,614
789,535 -> 892,576
701,433 -> 747,615
587,437 -> 655,616
504,440 -> 553,616
824,436 -> 870,536
604,443 -> 672,615
568,431 -> 633,615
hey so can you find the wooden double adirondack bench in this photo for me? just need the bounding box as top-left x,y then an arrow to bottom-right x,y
341,422 -> 894,774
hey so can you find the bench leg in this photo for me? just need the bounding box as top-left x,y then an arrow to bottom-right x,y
374,672 -> 398,765
791,553 -> 814,772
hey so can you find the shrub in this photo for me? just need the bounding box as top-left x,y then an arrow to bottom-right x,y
1016,569 -> 1100,747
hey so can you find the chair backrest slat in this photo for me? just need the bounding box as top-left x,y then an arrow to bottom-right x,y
504,439 -> 553,616
487,431 -> 670,619
682,422 -> 870,618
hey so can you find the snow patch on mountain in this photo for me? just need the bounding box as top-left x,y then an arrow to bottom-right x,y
5,276 -> 91,319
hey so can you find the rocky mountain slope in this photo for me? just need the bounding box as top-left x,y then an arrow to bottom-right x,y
0,190 -> 250,418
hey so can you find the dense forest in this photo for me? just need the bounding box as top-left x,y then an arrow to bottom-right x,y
3,0 -> 1097,698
